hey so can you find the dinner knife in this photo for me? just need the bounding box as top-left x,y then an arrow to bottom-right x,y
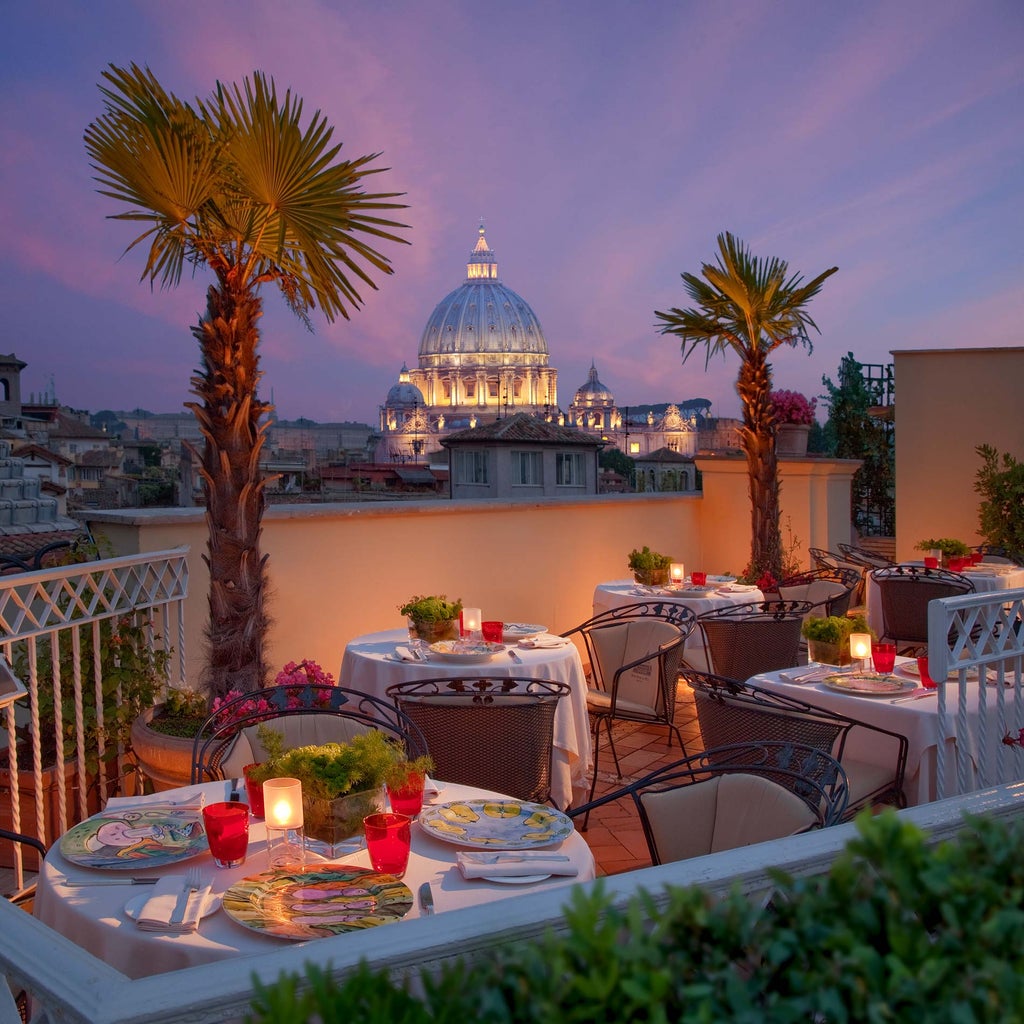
418,882 -> 434,915
64,878 -> 159,886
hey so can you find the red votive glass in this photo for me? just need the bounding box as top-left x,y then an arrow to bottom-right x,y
363,812 -> 412,877
202,801 -> 250,868
872,642 -> 897,676
387,771 -> 426,817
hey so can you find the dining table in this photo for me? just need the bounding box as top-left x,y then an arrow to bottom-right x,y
338,628 -> 592,810
592,579 -> 766,672
34,779 -> 595,980
748,658 -> 1012,806
864,560 -> 1024,639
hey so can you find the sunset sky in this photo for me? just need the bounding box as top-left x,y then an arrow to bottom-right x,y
3,1 -> 1021,426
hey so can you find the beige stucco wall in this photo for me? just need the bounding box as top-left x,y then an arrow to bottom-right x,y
83,457 -> 857,689
894,347 -> 1024,560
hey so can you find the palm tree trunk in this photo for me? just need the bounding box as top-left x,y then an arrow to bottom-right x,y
186,284 -> 272,698
737,350 -> 782,581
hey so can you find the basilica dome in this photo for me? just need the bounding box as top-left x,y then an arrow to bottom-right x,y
385,365 -> 424,407
573,363 -> 615,407
418,226 -> 549,369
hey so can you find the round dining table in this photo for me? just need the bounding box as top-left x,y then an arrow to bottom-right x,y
339,628 -> 593,809
592,579 -> 766,673
34,780 -> 595,979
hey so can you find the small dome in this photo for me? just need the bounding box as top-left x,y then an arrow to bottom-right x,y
386,364 -> 425,407
574,363 -> 615,406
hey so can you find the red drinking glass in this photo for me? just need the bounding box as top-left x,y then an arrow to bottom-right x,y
872,642 -> 897,676
387,771 -> 426,817
691,571 -> 707,587
481,620 -> 504,643
923,556 -> 939,569
242,763 -> 265,818
202,801 -> 250,868
948,557 -> 965,572
363,812 -> 412,876
917,655 -> 936,689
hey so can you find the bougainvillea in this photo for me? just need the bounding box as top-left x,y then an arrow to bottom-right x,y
770,389 -> 817,425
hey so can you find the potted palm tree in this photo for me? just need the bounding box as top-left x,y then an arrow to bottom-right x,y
85,64 -> 408,702
657,232 -> 837,583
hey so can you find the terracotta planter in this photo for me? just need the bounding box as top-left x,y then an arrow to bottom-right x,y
130,706 -> 196,792
407,618 -> 459,643
776,423 -> 810,456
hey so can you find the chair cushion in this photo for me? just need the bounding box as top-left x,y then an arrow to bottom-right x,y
843,757 -> 897,808
590,620 -> 680,715
219,714 -> 370,777
639,773 -> 817,863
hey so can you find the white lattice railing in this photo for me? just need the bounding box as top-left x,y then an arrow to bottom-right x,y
1,549 -> 189,895
927,587 -> 1024,799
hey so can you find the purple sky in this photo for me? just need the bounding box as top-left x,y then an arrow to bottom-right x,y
3,1 -> 1021,426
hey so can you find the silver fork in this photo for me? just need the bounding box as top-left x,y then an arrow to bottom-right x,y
169,867 -> 203,925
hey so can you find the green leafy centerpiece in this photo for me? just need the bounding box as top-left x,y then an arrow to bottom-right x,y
248,729 -> 428,857
399,594 -> 463,643
914,538 -> 971,563
628,546 -> 674,587
802,613 -> 875,667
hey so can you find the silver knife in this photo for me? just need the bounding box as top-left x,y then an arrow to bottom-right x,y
64,878 -> 159,887
890,690 -> 937,704
418,881 -> 434,915
508,649 -> 523,663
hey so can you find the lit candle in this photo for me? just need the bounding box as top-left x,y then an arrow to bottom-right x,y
262,777 -> 305,869
669,563 -> 686,584
849,633 -> 872,665
462,607 -> 482,636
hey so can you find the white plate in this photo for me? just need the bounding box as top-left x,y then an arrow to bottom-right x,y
500,623 -> 547,639
427,640 -> 505,664
898,661 -> 979,682
481,873 -> 551,885
124,891 -> 222,921
707,575 -> 737,584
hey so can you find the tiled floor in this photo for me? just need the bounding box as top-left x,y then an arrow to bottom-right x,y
579,682 -> 704,876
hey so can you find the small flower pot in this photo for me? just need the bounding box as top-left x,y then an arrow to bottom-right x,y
633,568 -> 670,587
807,640 -> 852,667
303,786 -> 386,858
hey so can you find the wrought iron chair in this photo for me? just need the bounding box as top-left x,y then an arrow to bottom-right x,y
684,670 -> 908,818
837,543 -> 896,570
567,741 -> 848,864
0,826 -> 47,904
870,565 -> 975,655
808,547 -> 844,571
778,567 -> 861,619
697,600 -> 812,680
190,683 -> 429,784
561,605 -> 693,824
386,677 -> 571,804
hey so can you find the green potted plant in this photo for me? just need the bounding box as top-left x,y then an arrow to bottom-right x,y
974,444 -> 1024,561
802,613 -> 875,667
247,728 -> 415,856
628,546 -> 674,586
399,594 -> 463,643
914,538 -> 971,564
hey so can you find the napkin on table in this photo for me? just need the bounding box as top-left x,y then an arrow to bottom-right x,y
778,666 -> 837,685
518,634 -> 569,649
394,645 -> 425,662
135,874 -> 213,933
456,852 -> 578,879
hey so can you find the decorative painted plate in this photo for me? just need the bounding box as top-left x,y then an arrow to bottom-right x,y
898,661 -> 979,682
60,807 -> 208,869
707,575 -> 737,584
419,800 -> 574,849
820,673 -> 915,698
501,623 -> 548,639
428,640 -> 504,663
222,864 -> 412,941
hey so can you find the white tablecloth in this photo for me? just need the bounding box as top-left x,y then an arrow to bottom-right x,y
35,780 -> 595,979
339,628 -> 592,809
593,580 -> 766,672
749,661 -> 1010,806
865,561 -> 1024,638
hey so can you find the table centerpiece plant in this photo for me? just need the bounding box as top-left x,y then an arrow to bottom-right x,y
913,538 -> 971,563
399,594 -> 463,643
246,727 -> 432,855
628,546 -> 674,587
802,613 -> 875,668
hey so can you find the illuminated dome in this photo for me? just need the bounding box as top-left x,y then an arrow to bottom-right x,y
385,365 -> 424,407
418,225 -> 550,368
573,363 -> 615,407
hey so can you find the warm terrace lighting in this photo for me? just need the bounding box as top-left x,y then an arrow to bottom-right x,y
669,563 -> 686,583
850,633 -> 872,662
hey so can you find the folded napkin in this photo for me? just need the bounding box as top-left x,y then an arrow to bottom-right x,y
136,874 -> 213,933
519,633 -> 569,649
778,666 -> 837,685
104,789 -> 206,813
394,645 -> 425,662
456,852 -> 578,879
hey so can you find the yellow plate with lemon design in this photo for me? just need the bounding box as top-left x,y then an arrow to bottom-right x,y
418,800 -> 574,849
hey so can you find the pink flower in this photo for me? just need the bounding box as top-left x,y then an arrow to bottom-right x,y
770,389 -> 817,426
209,661 -> 336,731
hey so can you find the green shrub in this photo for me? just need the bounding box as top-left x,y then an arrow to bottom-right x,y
248,811 -> 1024,1022
802,612 -> 873,644
975,444 -> 1024,560
627,546 -> 673,571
